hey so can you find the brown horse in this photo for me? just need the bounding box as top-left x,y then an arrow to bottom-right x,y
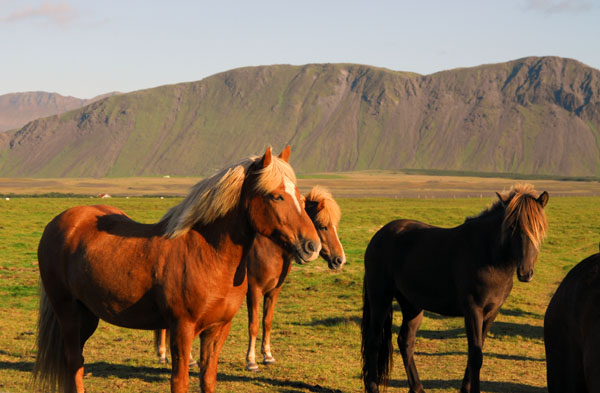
152,186 -> 346,371
245,185 -> 345,371
33,146 -> 321,393
361,184 -> 548,393
544,250 -> 600,393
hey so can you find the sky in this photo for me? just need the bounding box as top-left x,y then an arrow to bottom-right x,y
1,0 -> 599,99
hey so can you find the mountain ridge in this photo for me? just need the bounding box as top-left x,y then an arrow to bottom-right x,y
1,56 -> 598,177
0,91 -> 118,132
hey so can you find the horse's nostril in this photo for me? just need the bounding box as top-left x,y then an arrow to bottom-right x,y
334,257 -> 343,266
305,240 -> 315,253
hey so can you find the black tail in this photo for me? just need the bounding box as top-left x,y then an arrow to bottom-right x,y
361,278 -> 393,392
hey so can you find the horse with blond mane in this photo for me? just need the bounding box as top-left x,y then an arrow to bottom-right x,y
153,186 -> 346,371
361,184 -> 549,393
33,146 -> 321,393
245,185 -> 345,370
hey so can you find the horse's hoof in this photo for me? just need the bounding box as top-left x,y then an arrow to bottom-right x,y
157,358 -> 169,365
189,359 -> 198,368
263,355 -> 276,364
246,362 -> 259,372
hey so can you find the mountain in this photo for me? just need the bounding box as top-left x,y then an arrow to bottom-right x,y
0,91 -> 117,132
0,56 -> 598,177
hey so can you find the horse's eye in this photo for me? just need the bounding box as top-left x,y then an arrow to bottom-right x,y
318,225 -> 328,231
271,194 -> 284,201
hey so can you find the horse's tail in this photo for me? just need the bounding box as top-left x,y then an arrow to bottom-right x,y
361,278 -> 394,391
32,284 -> 67,393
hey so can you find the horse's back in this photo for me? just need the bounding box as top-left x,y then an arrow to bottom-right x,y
545,253 -> 600,392
365,219 -> 439,266
365,219 -> 465,316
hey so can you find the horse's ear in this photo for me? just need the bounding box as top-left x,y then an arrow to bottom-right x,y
496,192 -> 508,206
278,146 -> 291,162
537,191 -> 549,208
317,199 -> 326,211
261,146 -> 273,168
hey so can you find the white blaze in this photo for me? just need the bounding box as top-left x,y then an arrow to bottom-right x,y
284,177 -> 301,213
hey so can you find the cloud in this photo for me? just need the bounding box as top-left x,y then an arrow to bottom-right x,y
525,0 -> 593,14
0,1 -> 77,27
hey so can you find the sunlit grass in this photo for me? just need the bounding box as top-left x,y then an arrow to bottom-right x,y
0,196 -> 598,392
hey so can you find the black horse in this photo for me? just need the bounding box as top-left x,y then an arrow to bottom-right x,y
544,249 -> 600,393
361,184 -> 549,393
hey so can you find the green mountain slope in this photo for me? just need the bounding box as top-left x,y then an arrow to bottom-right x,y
0,56 -> 599,177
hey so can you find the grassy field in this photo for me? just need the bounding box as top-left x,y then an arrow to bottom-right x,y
0,192 -> 599,392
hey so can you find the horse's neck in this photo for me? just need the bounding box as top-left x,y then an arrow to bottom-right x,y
464,212 -> 515,269
192,208 -> 254,263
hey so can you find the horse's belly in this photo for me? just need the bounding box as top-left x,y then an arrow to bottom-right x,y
82,294 -> 167,329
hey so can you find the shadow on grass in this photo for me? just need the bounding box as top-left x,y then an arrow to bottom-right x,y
218,372 -> 344,393
84,361 -> 171,383
405,321 -> 542,340
0,360 -> 33,372
414,351 -> 545,362
390,378 -> 547,393
302,316 -> 361,327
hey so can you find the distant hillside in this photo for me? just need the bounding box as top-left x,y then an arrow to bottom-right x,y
0,56 -> 598,177
0,91 -> 117,132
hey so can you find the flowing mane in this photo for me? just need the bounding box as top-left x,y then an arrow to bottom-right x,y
162,154 -> 297,238
468,184 -> 548,250
305,186 -> 341,227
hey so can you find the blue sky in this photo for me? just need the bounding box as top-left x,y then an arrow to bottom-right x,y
1,0 -> 599,98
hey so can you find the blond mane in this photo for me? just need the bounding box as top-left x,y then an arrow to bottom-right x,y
305,186 -> 341,227
498,184 -> 548,250
161,154 -> 297,238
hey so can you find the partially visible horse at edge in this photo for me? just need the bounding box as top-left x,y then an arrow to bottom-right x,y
33,146 -> 321,393
361,184 -> 549,393
544,249 -> 600,393
153,186 -> 346,371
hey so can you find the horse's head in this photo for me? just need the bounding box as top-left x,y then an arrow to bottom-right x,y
304,186 -> 346,271
496,185 -> 549,282
244,146 -> 321,263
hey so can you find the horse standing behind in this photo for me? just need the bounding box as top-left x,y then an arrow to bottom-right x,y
245,185 -> 345,371
153,186 -> 346,371
544,250 -> 600,393
33,146 -> 321,393
361,184 -> 548,393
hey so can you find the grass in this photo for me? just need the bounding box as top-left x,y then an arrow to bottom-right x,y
0,195 -> 598,392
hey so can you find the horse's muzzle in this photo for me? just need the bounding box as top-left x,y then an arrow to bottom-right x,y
517,270 -> 534,282
326,255 -> 346,271
293,239 -> 321,264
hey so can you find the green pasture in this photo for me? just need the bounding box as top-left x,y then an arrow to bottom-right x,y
0,196 -> 598,392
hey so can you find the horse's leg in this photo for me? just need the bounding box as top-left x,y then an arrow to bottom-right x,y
461,305 -> 484,393
261,286 -> 283,364
169,321 -> 195,393
245,285 -> 261,371
200,322 -> 232,393
396,295 -> 425,393
155,329 -> 169,364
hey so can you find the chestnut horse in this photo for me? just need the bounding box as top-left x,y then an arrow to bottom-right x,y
544,249 -> 600,393
245,185 -> 345,371
33,146 -> 321,393
361,184 -> 548,393
152,186 -> 346,371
